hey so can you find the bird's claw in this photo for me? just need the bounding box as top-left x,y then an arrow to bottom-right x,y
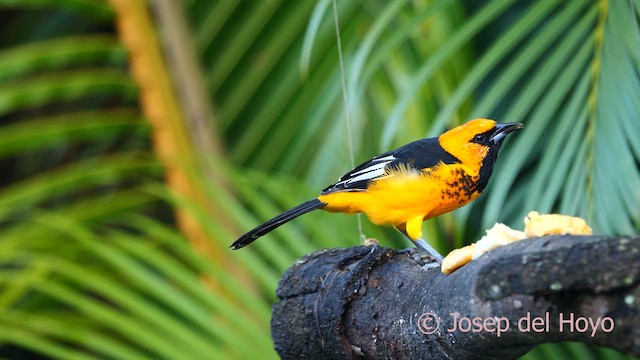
399,248 -> 441,269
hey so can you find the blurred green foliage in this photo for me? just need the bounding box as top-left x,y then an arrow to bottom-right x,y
0,0 -> 638,359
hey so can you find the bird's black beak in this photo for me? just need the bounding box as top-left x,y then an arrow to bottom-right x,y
490,122 -> 524,143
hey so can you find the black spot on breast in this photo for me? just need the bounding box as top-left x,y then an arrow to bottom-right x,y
458,173 -> 479,197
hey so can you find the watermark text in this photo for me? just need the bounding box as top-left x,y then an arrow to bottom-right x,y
417,312 -> 614,337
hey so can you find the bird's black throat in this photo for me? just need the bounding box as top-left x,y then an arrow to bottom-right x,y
476,143 -> 503,193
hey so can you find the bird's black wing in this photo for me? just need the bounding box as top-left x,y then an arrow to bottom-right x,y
321,137 -> 460,194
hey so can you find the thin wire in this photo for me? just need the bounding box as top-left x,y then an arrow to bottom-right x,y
331,0 -> 355,168
331,0 -> 366,243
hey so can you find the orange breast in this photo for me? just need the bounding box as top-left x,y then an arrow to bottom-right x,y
317,163 -> 481,228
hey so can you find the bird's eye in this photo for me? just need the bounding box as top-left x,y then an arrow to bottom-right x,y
473,134 -> 485,143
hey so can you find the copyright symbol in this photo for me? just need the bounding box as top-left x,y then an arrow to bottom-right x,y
417,312 -> 440,335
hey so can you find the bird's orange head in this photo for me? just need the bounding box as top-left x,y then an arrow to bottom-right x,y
439,118 -> 523,191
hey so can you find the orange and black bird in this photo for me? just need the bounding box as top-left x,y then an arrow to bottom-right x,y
230,119 -> 523,261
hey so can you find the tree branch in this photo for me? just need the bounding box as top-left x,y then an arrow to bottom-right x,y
272,235 -> 640,359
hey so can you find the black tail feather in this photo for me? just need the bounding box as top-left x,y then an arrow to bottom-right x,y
230,199 -> 326,250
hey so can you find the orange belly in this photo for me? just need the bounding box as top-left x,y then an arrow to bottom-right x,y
317,164 -> 480,230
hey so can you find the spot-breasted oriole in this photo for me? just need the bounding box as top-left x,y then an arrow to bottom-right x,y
231,119 -> 523,261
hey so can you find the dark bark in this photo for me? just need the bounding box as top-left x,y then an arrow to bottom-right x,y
271,235 -> 640,359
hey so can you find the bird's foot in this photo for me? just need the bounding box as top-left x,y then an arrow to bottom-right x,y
414,238 -> 444,263
399,247 -> 441,269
